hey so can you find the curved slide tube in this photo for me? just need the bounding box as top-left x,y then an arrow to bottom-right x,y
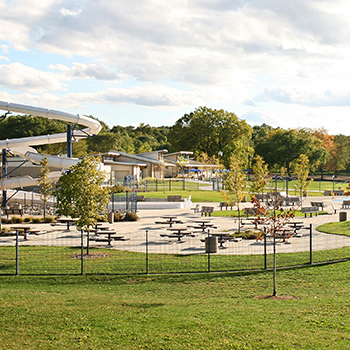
0,101 -> 102,189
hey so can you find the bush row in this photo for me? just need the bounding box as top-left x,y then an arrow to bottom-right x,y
1,216 -> 55,224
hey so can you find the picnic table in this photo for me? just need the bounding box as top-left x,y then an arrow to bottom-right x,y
287,221 -> 304,234
11,225 -> 33,240
190,219 -> 215,233
162,227 -> 192,242
56,217 -> 78,231
155,216 -> 184,227
209,232 -> 232,248
94,230 -> 127,247
267,229 -> 293,242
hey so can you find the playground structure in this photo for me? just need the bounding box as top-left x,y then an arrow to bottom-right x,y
0,101 -> 102,208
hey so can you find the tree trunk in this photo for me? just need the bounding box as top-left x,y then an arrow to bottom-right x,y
273,233 -> 277,296
237,206 -> 241,234
87,229 -> 90,255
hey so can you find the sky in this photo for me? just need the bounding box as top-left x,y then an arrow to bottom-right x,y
0,0 -> 350,135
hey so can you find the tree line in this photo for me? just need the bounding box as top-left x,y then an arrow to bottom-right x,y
1,106 -> 350,176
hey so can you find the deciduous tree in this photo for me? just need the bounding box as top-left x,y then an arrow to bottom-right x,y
38,157 -> 52,218
255,128 -> 328,174
169,106 -> 252,168
55,156 -> 110,253
250,155 -> 270,195
221,155 -> 247,232
294,154 -> 313,201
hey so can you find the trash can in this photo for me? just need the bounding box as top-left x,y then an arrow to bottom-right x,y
339,211 -> 347,222
108,212 -> 114,224
205,236 -> 218,253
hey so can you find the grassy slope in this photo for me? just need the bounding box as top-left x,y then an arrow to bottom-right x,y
1,262 -> 350,349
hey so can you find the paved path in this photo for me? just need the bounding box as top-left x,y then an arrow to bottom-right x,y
2,196 -> 350,255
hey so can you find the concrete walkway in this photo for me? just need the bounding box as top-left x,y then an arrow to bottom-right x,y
2,196 -> 350,256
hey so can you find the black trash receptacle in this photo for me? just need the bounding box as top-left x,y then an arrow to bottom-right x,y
205,236 -> 218,253
339,211 -> 347,222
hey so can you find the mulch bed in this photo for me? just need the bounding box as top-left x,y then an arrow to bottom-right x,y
254,295 -> 299,300
69,253 -> 109,260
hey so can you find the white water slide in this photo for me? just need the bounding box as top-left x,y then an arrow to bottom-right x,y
0,101 -> 102,190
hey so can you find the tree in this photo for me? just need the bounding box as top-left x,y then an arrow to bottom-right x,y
169,106 -> 253,168
221,155 -> 247,233
333,134 -> 350,175
255,128 -> 328,174
176,155 -> 189,176
38,157 -> 52,218
55,156 -> 110,253
294,154 -> 313,201
312,128 -> 336,178
252,197 -> 296,297
250,155 -> 270,195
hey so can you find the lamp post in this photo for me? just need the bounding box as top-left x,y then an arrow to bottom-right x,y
332,175 -> 336,192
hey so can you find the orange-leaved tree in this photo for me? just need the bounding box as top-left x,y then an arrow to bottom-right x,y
252,196 -> 297,297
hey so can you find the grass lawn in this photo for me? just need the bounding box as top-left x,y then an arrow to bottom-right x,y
211,209 -> 329,218
135,190 -> 227,203
317,221 -> 350,237
1,262 -> 350,349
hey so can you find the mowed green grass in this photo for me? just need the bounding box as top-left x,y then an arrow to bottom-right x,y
1,262 -> 350,349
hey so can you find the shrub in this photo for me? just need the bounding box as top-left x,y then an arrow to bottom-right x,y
125,212 -> 139,221
110,185 -> 125,193
114,212 -> 125,222
2,218 -> 12,224
43,216 -> 55,223
32,217 -> 42,223
230,230 -> 261,240
24,217 -> 33,222
12,216 -> 24,223
97,216 -> 107,222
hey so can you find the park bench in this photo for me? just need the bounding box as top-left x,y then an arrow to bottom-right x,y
219,202 -> 235,210
341,200 -> 350,209
201,206 -> 214,217
301,206 -> 320,217
191,204 -> 201,213
254,193 -> 270,202
324,190 -> 344,196
244,207 -> 264,217
167,195 -> 183,202
3,208 -> 24,218
310,201 -> 325,210
285,197 -> 301,206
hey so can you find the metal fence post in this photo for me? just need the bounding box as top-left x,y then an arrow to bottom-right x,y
207,229 -> 210,273
309,224 -> 313,264
264,227 -> 267,269
146,230 -> 149,274
183,178 -> 185,191
16,229 -> 19,275
81,229 -> 84,275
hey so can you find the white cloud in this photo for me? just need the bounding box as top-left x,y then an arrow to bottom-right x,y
1,0 -> 350,133
49,62 -> 121,81
0,62 -> 64,92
